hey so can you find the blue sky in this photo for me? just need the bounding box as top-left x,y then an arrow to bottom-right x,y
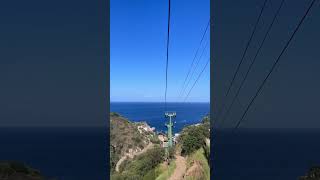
111,0 -> 210,102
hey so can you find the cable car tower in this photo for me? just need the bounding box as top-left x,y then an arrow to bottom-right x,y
165,111 -> 176,147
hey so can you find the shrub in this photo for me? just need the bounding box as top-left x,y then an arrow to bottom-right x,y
110,112 -> 120,117
201,115 -> 210,124
150,136 -> 160,144
180,126 -> 206,156
132,136 -> 142,144
119,147 -> 165,178
168,146 -> 175,159
10,162 -> 29,174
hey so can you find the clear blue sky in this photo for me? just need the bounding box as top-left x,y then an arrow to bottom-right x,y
111,0 -> 210,102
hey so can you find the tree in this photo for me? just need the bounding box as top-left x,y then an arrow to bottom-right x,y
118,147 -> 165,179
180,126 -> 205,155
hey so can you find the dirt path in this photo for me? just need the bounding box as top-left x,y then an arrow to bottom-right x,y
115,143 -> 153,172
115,156 -> 127,172
169,154 -> 186,180
184,161 -> 202,178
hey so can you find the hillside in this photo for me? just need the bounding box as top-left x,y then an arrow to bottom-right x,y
110,113 -> 211,180
299,167 -> 320,180
110,112 -> 159,173
0,161 -> 54,180
174,115 -> 211,180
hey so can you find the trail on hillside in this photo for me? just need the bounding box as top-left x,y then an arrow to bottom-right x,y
169,154 -> 186,180
184,161 -> 202,179
115,142 -> 153,172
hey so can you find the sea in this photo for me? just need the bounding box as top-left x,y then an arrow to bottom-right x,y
0,102 -> 319,180
0,127 -> 107,180
110,102 -> 210,133
212,129 -> 320,180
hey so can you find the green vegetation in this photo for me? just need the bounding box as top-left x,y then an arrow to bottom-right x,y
185,148 -> 210,180
110,112 -> 121,117
111,147 -> 165,180
110,112 -> 154,172
150,134 -> 161,145
180,126 -> 205,155
168,146 -> 175,159
299,167 -> 320,180
155,161 -> 176,180
172,115 -> 210,180
110,113 -> 210,180
203,142 -> 210,165
0,161 -> 49,180
178,115 -> 210,156
201,114 -> 210,125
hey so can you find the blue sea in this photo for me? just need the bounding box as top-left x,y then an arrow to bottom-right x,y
110,102 -> 210,133
1,103 -> 319,180
0,127 -> 108,180
213,129 -> 320,180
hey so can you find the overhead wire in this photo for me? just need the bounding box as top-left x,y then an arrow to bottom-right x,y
183,58 -> 210,102
231,0 -> 317,132
217,0 -> 285,128
177,20 -> 210,99
214,0 -> 269,126
164,0 -> 171,111
180,39 -> 210,100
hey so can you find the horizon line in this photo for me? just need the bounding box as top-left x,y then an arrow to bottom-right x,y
110,101 -> 210,103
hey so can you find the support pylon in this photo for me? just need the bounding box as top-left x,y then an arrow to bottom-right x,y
165,111 -> 176,147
